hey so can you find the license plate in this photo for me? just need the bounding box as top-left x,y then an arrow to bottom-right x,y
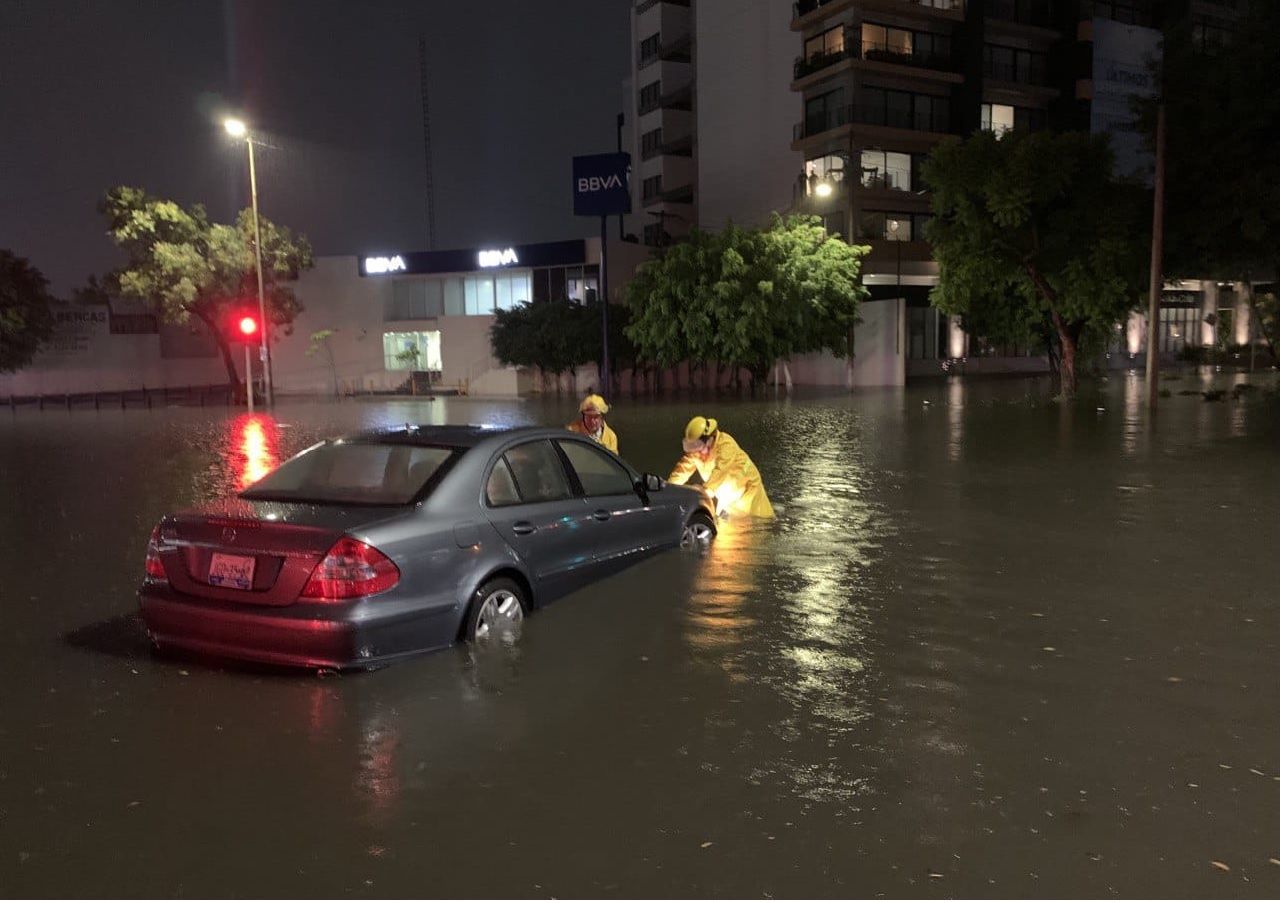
208,552 -> 256,591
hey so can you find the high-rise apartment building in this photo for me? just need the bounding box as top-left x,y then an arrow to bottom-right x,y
625,0 -> 1255,378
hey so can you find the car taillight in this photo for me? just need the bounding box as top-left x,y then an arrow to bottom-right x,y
144,525 -> 167,581
300,538 -> 399,601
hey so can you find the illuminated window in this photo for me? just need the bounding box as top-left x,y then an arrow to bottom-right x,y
981,103 -> 1015,135
383,330 -> 441,371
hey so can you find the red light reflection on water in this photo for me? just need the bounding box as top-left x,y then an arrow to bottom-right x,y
228,413 -> 280,490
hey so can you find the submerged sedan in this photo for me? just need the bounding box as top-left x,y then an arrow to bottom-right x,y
138,425 -> 717,669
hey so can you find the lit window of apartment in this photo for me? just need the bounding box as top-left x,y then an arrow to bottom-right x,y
804,152 -> 848,195
981,103 -> 1045,134
641,128 -> 663,159
860,211 -> 932,241
638,80 -> 661,114
860,150 -> 913,191
981,102 -> 1016,135
861,23 -> 951,68
804,25 -> 845,64
642,175 -> 663,202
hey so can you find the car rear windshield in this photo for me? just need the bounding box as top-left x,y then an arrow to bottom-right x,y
240,441 -> 457,506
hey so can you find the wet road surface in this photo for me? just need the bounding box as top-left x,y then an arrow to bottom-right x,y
1,372 -> 1278,897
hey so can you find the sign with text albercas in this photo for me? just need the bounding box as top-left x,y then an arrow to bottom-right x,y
572,152 -> 631,217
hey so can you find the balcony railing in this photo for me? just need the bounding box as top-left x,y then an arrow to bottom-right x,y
659,133 -> 694,157
796,103 -> 950,139
795,105 -> 854,140
794,0 -> 962,21
988,0 -> 1055,27
659,34 -> 693,63
794,45 -> 856,79
860,40 -> 953,71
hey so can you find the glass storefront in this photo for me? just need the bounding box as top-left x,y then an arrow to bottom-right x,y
383,330 -> 442,371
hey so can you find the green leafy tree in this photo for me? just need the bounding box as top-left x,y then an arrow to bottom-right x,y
1139,3 -> 1280,360
305,328 -> 339,397
923,130 -> 1147,398
98,186 -> 314,388
625,215 -> 868,392
0,250 -> 58,373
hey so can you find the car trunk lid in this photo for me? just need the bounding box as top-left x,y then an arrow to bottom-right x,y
156,497 -> 404,606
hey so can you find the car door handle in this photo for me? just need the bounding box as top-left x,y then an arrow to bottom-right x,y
593,509 -> 611,522
512,521 -> 537,535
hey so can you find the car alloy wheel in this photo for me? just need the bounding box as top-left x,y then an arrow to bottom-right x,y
681,517 -> 716,551
474,588 -> 524,641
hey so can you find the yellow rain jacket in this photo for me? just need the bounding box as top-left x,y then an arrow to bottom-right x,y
565,419 -> 619,454
667,431 -> 774,518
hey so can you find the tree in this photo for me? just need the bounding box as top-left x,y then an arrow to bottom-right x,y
0,250 -> 57,373
923,130 -> 1147,398
1140,3 -> 1280,359
98,186 -> 314,388
305,329 -> 340,397
625,215 -> 868,393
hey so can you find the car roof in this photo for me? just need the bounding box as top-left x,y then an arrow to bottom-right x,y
345,424 -> 568,450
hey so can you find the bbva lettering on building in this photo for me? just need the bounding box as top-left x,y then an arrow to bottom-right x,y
477,248 -> 519,268
364,255 -> 406,274
577,174 -> 625,193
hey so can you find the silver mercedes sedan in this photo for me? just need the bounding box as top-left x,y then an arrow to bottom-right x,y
138,425 -> 717,670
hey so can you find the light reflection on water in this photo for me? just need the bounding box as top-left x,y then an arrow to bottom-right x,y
3,377 -> 1280,897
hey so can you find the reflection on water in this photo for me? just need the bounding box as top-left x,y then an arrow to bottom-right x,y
236,414 -> 279,489
4,378 -> 1280,898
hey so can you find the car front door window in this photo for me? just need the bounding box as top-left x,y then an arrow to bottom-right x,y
557,440 -> 635,497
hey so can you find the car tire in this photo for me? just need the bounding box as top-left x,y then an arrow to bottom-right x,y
680,511 -> 717,551
462,577 -> 528,643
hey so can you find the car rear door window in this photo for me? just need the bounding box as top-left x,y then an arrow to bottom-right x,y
242,442 -> 454,505
557,440 -> 635,497
485,457 -> 521,506
497,440 -> 573,504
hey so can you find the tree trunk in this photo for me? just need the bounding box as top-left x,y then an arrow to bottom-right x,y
193,308 -> 240,389
1050,312 -> 1081,399
1246,281 -> 1278,364
783,359 -> 794,393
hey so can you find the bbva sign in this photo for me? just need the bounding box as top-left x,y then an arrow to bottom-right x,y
364,255 -> 406,274
572,152 -> 632,217
478,247 -> 519,268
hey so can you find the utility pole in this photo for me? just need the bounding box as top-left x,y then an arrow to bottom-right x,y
1145,102 -> 1166,411
418,35 -> 438,251
616,112 -> 626,241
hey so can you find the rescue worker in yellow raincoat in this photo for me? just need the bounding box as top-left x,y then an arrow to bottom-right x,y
565,394 -> 619,454
667,416 -> 774,518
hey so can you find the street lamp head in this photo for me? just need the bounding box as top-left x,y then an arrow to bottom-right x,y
223,118 -> 248,138
815,181 -> 834,198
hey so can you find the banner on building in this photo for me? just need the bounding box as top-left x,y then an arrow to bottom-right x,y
1090,17 -> 1162,182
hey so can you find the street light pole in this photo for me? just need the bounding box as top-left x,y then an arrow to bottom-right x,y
245,137 -> 272,406
225,117 -> 273,407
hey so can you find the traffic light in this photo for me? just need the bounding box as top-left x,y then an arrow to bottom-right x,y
233,312 -> 260,342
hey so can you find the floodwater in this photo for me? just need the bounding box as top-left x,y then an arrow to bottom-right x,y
1,371 -> 1278,898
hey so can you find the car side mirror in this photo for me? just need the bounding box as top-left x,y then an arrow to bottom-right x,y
643,473 -> 663,493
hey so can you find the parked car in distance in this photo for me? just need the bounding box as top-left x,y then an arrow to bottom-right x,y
138,425 -> 717,669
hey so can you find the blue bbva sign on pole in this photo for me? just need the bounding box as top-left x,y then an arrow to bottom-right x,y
572,152 -> 631,395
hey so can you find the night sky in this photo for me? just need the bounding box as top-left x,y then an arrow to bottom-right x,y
0,0 -> 631,292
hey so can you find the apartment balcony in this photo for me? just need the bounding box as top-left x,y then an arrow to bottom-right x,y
659,83 -> 693,111
794,104 -> 951,142
638,34 -> 691,71
659,133 -> 694,157
792,0 -> 963,30
635,0 -> 690,14
860,40 -> 953,72
659,33 -> 693,63
659,182 -> 695,204
987,0 -> 1057,29
794,45 -> 856,80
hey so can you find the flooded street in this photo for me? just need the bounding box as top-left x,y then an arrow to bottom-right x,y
2,372 -> 1278,897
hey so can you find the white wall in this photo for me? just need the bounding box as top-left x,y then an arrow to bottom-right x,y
696,0 -> 798,230
786,298 -> 906,387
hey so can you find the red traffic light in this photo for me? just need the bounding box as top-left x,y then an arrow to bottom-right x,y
238,315 -> 259,337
